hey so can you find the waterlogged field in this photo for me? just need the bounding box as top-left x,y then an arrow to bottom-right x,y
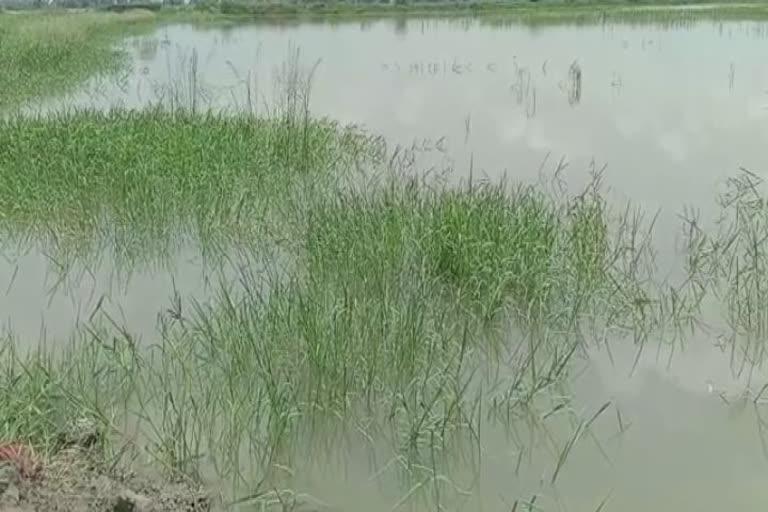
4,7 -> 768,512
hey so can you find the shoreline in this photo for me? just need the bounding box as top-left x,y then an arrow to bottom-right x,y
6,1 -> 768,25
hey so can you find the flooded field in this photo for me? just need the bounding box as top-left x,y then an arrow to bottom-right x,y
4,11 -> 768,512
38,18 -> 768,207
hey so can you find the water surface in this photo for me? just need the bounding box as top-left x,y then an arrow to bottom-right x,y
15,15 -> 768,510
36,18 -> 768,213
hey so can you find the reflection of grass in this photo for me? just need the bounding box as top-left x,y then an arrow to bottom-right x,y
0,10 -> 156,111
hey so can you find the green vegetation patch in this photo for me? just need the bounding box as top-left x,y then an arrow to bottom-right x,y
0,108 -> 381,261
0,150 -> 672,507
306,176 -> 612,323
0,177 -> 612,496
0,10 -> 156,110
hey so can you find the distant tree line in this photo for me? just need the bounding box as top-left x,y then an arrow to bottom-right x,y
1,0 -> 491,9
0,0 -> 182,8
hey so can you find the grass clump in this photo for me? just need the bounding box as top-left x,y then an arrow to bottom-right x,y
305,173 -> 614,326
0,343 -> 69,452
424,183 -> 558,317
0,10 -> 155,111
0,334 -> 122,461
0,107 -> 380,265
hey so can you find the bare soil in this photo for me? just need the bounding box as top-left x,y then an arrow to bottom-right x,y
0,449 -> 211,512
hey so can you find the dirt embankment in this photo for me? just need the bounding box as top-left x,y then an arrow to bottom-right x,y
0,453 -> 210,512
0,420 -> 210,512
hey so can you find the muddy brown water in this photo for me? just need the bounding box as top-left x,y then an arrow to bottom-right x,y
10,16 -> 768,511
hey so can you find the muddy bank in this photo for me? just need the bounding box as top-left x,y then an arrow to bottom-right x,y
0,449 -> 210,512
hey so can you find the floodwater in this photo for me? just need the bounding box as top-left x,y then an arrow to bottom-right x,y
472,342 -> 768,512
34,18 -> 768,213
0,242 -> 235,343
11,15 -> 768,510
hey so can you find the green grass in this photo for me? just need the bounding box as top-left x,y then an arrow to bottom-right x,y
0,107 -> 741,508
0,63 -> 665,506
0,149 -> 640,507
0,10 -> 157,111
0,107 -> 381,267
304,176 -> 614,325
4,5 -> 768,509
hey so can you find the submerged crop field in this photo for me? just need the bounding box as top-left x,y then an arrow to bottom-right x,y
0,10 -> 161,110
3,5 -> 768,512
0,107 -> 378,267
0,128 -> 653,510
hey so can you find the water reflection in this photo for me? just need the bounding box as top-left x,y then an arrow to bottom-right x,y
131,35 -> 159,62
565,60 -> 582,106
0,242 -> 218,345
